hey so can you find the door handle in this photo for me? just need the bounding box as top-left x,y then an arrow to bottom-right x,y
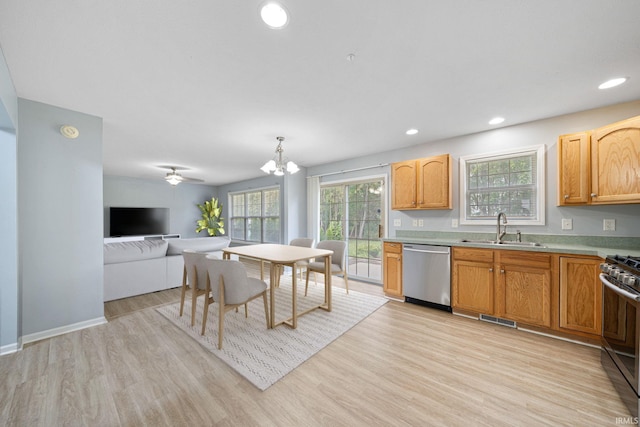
378,224 -> 383,238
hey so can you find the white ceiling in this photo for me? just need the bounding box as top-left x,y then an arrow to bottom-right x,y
1,1 -> 639,186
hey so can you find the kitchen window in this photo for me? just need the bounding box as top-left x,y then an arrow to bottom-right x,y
229,187 -> 281,243
459,145 -> 545,225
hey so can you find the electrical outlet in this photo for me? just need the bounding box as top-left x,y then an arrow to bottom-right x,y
412,219 -> 418,227
452,219 -> 459,228
561,218 -> 573,230
418,219 -> 424,227
603,219 -> 616,231
393,219 -> 401,227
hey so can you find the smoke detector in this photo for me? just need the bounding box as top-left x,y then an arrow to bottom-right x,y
60,125 -> 79,139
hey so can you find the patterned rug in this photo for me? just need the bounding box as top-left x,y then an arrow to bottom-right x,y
156,275 -> 387,390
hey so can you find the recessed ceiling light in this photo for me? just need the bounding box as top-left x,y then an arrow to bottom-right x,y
260,2 -> 289,29
406,129 -> 419,135
598,77 -> 627,89
488,117 -> 505,125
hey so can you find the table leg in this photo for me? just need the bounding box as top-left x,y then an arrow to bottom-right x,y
291,262 -> 297,329
325,255 -> 332,312
269,262 -> 275,328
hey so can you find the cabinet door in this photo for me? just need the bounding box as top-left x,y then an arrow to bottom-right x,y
383,242 -> 403,297
591,115 -> 640,204
452,260 -> 494,314
497,264 -> 552,327
417,154 -> 452,209
559,257 -> 602,335
391,160 -> 417,209
557,132 -> 591,205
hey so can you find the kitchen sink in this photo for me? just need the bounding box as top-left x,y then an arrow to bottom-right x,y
459,239 -> 545,248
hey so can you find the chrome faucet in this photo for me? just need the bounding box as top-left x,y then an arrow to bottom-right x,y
496,212 -> 508,242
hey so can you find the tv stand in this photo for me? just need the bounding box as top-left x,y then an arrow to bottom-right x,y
104,234 -> 181,243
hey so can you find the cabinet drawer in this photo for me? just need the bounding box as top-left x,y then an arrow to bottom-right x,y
453,247 -> 494,263
498,250 -> 552,269
384,241 -> 402,254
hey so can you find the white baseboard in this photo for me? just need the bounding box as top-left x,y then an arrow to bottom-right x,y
21,316 -> 108,346
0,341 -> 21,356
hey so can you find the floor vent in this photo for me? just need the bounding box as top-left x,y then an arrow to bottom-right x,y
479,314 -> 516,328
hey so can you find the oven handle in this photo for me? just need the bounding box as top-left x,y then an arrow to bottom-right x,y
600,273 -> 640,301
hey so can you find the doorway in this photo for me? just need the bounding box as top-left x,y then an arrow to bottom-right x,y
319,178 -> 385,283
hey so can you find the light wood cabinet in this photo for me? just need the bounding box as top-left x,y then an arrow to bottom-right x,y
452,248 -> 494,314
557,131 -> 591,205
453,248 -> 552,328
559,256 -> 602,336
496,251 -> 552,328
557,115 -> 640,206
391,154 -> 452,210
383,242 -> 403,297
591,115 -> 640,204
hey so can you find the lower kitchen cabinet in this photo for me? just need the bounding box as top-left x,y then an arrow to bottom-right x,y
497,251 -> 552,328
452,248 -> 494,313
383,242 -> 403,297
453,248 -> 555,329
559,256 -> 602,336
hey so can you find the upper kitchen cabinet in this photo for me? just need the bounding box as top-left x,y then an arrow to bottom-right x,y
557,131 -> 591,205
391,154 -> 452,210
557,115 -> 640,206
591,115 -> 640,204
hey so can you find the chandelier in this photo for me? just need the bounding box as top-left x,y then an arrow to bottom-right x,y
260,136 -> 299,176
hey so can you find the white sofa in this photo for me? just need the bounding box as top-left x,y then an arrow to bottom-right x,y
103,236 -> 231,302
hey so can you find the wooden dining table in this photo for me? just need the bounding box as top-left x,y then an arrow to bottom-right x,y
222,244 -> 333,329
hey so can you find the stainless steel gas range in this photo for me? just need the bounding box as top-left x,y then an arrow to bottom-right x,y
600,255 -> 640,418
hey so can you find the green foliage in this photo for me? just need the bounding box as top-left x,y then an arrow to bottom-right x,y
195,197 -> 225,236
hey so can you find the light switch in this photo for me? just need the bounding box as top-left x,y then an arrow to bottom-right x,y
412,219 -> 418,227
393,219 -> 401,227
418,219 -> 424,227
561,218 -> 573,230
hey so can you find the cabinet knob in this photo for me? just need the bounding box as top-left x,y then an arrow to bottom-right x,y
500,269 -> 505,274
590,193 -> 597,198
489,268 -> 493,272
564,194 -> 569,199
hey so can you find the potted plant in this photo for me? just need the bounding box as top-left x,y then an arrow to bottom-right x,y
195,197 -> 225,236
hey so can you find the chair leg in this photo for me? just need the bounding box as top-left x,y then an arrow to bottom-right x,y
191,287 -> 198,326
344,272 -> 349,294
218,304 -> 225,350
262,291 -> 270,328
305,269 -> 310,296
201,297 -> 209,336
244,303 -> 248,318
179,283 -> 187,317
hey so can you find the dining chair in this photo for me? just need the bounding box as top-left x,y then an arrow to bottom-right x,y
289,237 -> 315,281
203,256 -> 270,349
180,249 -> 211,326
305,240 -> 349,295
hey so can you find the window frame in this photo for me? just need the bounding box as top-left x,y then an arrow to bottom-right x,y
228,185 -> 281,243
459,144 -> 546,226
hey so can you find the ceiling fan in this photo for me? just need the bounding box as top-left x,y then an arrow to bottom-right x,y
159,166 -> 204,186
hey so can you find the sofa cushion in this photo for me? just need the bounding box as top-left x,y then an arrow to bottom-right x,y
104,240 -> 169,264
166,236 -> 231,255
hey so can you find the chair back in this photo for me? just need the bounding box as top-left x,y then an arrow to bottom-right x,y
289,237 -> 314,248
316,240 -> 347,270
206,258 -> 255,305
183,250 -> 214,290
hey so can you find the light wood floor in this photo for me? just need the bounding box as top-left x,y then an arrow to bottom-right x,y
1,271 -> 631,426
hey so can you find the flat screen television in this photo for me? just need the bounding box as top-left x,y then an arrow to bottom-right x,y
109,207 -> 170,236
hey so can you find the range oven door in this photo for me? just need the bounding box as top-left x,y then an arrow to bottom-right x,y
601,273 -> 640,416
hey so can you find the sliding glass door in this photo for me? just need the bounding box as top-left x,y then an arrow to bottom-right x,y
319,178 -> 385,283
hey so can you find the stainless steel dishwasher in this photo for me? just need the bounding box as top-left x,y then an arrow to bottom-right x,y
402,244 -> 451,312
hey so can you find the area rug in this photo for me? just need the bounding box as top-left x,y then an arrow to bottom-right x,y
156,277 -> 387,390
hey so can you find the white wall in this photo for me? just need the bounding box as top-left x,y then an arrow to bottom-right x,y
0,45 -> 19,353
103,175 -> 218,238
308,100 -> 640,238
18,99 -> 105,339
